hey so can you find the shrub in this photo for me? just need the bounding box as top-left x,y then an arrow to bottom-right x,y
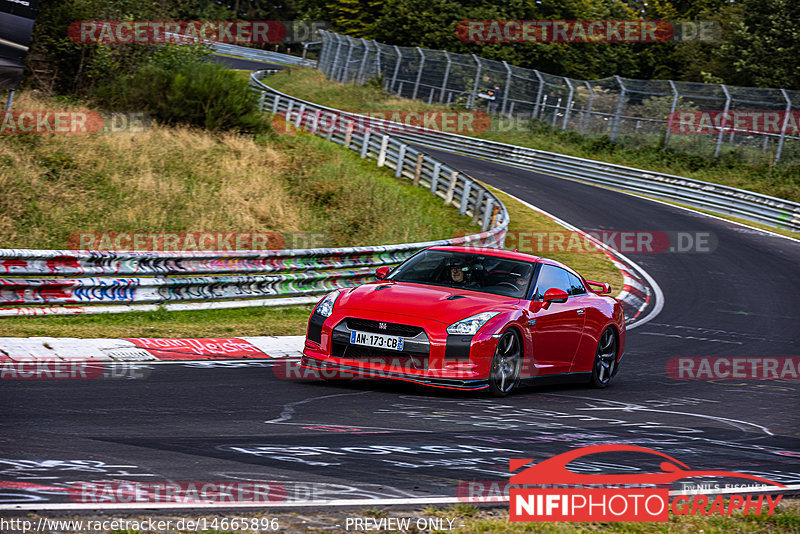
94,56 -> 269,134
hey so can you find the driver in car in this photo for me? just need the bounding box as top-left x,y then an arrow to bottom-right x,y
450,265 -> 468,284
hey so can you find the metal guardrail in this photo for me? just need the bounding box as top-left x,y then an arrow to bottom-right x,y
210,41 -> 317,67
382,129 -> 800,233
0,74 -> 508,316
255,73 -> 800,233
166,31 -> 317,67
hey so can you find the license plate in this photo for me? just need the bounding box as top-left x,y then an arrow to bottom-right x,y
349,330 -> 404,351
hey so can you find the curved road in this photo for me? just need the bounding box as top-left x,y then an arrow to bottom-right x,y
1,80 -> 799,510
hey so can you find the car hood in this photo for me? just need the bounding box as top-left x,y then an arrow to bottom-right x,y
336,282 -> 520,324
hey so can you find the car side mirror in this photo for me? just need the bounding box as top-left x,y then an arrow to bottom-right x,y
585,280 -> 611,294
375,266 -> 392,280
542,287 -> 569,306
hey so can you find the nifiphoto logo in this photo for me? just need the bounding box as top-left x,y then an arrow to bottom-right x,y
507,445 -> 785,522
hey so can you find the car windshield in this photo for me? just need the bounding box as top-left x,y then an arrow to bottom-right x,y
386,249 -> 535,298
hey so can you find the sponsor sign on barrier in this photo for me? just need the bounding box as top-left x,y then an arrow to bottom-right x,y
124,338 -> 269,360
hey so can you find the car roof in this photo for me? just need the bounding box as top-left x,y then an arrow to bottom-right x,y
427,245 -> 584,278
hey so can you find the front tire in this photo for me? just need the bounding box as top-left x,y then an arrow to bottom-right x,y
590,327 -> 618,388
489,329 -> 522,397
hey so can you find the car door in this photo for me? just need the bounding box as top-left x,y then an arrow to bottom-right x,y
529,264 -> 587,373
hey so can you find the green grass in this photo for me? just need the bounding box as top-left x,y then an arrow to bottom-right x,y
0,305 -> 314,338
266,68 -> 800,204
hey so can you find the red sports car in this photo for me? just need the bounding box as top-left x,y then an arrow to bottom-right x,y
300,246 -> 625,396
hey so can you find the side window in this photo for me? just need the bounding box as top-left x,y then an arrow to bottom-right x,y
566,271 -> 587,296
534,265 -> 571,300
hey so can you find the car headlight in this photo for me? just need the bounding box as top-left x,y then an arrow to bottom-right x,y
446,311 -> 501,335
315,290 -> 342,318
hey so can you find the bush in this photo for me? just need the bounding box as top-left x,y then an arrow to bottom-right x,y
94,55 -> 269,134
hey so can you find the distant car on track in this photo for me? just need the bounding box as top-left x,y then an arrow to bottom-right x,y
300,246 -> 625,396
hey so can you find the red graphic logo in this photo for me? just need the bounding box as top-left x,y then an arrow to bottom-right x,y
509,444 -> 785,522
124,338 -> 267,360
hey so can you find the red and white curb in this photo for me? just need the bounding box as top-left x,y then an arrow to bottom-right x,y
0,336 -> 305,363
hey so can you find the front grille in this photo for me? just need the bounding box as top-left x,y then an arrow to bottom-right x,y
346,318 -> 424,338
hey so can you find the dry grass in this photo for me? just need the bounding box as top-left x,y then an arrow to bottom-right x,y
0,91 -> 474,249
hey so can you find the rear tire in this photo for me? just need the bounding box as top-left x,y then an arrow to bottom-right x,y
489,329 -> 522,397
590,327 -> 618,388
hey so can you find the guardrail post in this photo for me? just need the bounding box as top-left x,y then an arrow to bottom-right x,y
582,81 -> 594,135
471,190 -> 485,224
440,51 -> 452,103
257,91 -> 266,111
360,131 -> 371,158
663,80 -> 679,149
395,144 -> 407,177
271,94 -> 281,114
481,199 -> 494,230
501,61 -> 512,116
490,205 -> 500,228
459,181 -> 472,215
294,103 -> 306,129
325,114 -> 335,140
470,54 -> 482,110
412,47 -> 425,100
430,162 -> 441,192
562,77 -> 574,130
532,70 -> 545,119
377,135 -> 389,166
445,171 -> 458,204
357,38 -> 370,83
390,45 -> 403,94
714,84 -> 730,158
776,89 -> 793,163
344,120 -> 354,148
610,75 -> 626,141
413,153 -> 424,184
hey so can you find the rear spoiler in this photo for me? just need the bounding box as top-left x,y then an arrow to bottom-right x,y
585,280 -> 612,295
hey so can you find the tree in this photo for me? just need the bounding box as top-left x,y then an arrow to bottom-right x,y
717,0 -> 800,89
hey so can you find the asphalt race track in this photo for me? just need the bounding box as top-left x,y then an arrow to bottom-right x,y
2,98 -> 800,510
208,54 -> 288,71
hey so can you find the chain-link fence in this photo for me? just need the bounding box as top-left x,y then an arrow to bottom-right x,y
317,30 -> 800,165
